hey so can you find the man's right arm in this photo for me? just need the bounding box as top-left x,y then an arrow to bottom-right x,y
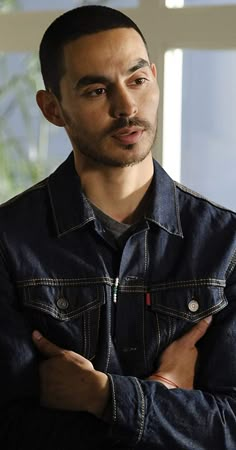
0,250 -> 111,449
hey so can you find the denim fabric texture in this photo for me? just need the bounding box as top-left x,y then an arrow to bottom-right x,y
0,152 -> 236,449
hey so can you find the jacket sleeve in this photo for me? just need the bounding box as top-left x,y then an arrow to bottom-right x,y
0,249 -> 111,450
106,266 -> 236,449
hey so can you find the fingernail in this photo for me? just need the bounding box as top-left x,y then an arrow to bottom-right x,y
32,330 -> 42,340
204,316 -> 212,325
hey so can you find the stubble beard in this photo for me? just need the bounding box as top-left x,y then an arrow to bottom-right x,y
62,108 -> 158,168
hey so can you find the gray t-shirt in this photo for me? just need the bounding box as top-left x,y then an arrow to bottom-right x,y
89,201 -> 136,249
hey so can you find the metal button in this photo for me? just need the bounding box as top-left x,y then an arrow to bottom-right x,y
188,299 -> 199,312
56,297 -> 69,310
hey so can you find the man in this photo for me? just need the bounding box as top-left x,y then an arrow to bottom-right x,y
0,5 -> 236,449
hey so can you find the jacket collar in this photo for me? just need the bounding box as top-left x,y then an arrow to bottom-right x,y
48,152 -> 95,237
48,152 -> 183,238
145,160 -> 183,237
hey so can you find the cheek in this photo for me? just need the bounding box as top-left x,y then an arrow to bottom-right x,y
139,86 -> 159,117
80,103 -> 108,124
149,86 -> 160,110
70,115 -> 107,140
81,112 -> 110,138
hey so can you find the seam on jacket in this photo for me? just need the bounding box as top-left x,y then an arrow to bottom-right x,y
167,315 -> 172,341
57,218 -> 95,237
146,218 -> 183,237
24,297 -> 101,318
156,313 -> 161,354
150,279 -> 225,289
47,181 -> 96,237
16,277 -> 113,287
47,181 -> 61,237
144,229 -> 149,277
105,291 -> 112,372
175,182 -> 236,214
174,181 -> 184,237
83,314 -> 87,358
16,277 -> 226,290
134,378 -> 145,445
226,248 -> 236,280
47,182 -> 96,238
151,293 -> 226,320
141,295 -> 147,373
107,374 -> 117,423
120,279 -> 225,291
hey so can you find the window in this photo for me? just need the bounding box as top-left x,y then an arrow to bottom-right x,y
160,0 -> 236,209
1,0 -> 236,210
0,0 -> 139,202
166,0 -> 236,7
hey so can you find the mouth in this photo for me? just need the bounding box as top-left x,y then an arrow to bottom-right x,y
112,127 -> 144,146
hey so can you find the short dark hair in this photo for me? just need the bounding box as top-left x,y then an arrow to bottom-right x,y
39,5 -> 148,100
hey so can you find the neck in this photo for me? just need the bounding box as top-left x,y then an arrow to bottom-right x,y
73,153 -> 154,224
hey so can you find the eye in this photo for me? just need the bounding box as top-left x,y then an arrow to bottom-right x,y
134,77 -> 148,85
87,87 -> 107,97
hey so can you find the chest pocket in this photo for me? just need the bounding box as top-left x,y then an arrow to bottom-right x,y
21,282 -> 105,360
145,284 -> 227,372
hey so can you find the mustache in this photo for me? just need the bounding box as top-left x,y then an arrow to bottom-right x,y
107,117 -> 152,134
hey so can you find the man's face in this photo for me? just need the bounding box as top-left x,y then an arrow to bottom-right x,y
58,27 -> 160,168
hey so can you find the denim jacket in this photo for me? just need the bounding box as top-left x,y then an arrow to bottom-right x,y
0,152 -> 236,449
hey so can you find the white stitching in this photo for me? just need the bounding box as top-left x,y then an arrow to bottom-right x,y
17,277 -> 113,287
144,230 -> 149,276
226,248 -> 236,279
156,313 -> 161,354
141,296 -> 147,373
152,294 -> 227,321
17,277 -> 225,290
174,182 -> 184,237
107,375 -> 117,423
134,378 -> 145,444
24,296 -> 102,320
83,313 -> 87,358
105,290 -> 112,372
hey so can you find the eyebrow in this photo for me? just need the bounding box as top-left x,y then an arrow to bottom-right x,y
73,58 -> 151,90
127,58 -> 150,74
74,75 -> 110,90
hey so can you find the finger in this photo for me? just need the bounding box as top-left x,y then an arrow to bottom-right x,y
180,316 -> 212,347
32,330 -> 65,357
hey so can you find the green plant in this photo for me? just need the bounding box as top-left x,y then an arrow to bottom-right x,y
0,0 -> 109,203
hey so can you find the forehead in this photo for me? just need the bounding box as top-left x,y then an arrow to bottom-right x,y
62,28 -> 149,76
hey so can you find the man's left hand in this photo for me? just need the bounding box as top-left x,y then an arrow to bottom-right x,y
32,330 -> 110,418
148,316 -> 212,389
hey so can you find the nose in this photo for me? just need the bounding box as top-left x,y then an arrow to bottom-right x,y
110,86 -> 138,118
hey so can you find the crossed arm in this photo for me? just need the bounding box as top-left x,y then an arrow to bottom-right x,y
1,293 -> 236,449
1,246 -> 236,449
32,317 -> 212,418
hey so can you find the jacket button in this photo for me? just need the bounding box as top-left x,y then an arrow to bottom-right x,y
188,299 -> 199,312
56,297 -> 69,310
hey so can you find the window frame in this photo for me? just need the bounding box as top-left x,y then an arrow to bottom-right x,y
0,0 -> 236,163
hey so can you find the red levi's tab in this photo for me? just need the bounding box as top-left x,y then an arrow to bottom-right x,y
146,292 -> 151,306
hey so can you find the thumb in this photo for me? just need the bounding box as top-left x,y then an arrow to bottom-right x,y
32,330 -> 64,358
180,316 -> 212,348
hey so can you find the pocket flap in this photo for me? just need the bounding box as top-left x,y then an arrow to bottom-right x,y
150,286 -> 227,322
22,283 -> 105,321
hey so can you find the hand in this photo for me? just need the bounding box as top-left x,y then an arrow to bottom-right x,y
32,331 -> 110,418
148,316 -> 212,389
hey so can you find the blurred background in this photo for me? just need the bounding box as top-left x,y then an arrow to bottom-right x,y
0,0 -> 236,210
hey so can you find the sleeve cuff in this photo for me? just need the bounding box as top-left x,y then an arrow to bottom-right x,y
106,373 -> 145,447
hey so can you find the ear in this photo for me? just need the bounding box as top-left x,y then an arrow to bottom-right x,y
151,63 -> 157,79
36,90 -> 65,127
